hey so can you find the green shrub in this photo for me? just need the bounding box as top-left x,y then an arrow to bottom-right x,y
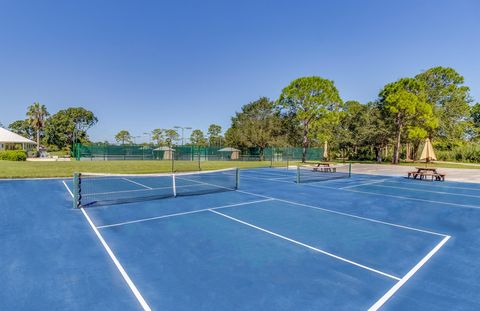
436,144 -> 480,163
0,150 -> 27,161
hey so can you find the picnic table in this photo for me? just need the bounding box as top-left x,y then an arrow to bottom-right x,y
312,163 -> 336,173
407,167 -> 445,181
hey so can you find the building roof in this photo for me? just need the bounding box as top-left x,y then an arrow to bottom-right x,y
0,127 -> 37,144
218,147 -> 240,152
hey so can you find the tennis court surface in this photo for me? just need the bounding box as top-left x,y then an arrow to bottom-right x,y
1,166 -> 480,310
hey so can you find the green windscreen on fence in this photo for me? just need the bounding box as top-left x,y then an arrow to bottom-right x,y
73,143 -> 324,163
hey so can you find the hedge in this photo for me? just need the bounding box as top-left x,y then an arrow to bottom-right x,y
0,150 -> 27,161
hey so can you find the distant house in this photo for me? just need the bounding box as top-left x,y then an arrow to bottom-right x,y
0,127 -> 37,151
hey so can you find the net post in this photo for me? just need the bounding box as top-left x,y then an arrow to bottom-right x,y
348,163 -> 352,178
235,168 -> 240,189
296,166 -> 300,183
73,172 -> 81,208
172,173 -> 177,197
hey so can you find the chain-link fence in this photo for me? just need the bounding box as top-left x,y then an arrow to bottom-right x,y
73,143 -> 324,172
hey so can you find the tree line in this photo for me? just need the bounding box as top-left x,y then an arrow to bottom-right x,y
225,66 -> 479,163
6,103 -> 97,152
5,66 -> 479,163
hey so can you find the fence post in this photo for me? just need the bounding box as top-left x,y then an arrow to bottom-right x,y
198,149 -> 201,171
270,147 -> 274,168
286,148 -> 289,169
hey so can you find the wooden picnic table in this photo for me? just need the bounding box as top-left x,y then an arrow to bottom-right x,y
408,167 -> 445,181
415,167 -> 438,173
312,162 -> 336,173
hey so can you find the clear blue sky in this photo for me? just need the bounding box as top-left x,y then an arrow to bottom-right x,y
1,0 -> 479,143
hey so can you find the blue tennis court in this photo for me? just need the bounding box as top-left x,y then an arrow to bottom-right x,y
1,167 -> 480,310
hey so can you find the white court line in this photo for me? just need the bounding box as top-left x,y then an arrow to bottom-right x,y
243,175 -> 480,209
383,179 -> 480,191
241,175 -> 295,183
267,176 -> 296,180
242,176 -> 480,208
210,209 -> 401,281
368,235 -> 451,311
62,181 -> 151,311
243,171 -> 294,178
97,198 -> 274,229
235,190 -> 448,237
178,176 -> 236,191
63,180 -> 74,197
336,186 -> 480,209
340,179 -> 387,189
364,183 -> 480,199
123,178 -> 153,189
184,175 -> 449,236
82,182 -> 204,197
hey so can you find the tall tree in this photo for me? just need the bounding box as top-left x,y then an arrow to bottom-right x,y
378,78 -> 436,164
26,102 -> 49,151
164,129 -> 179,146
207,124 -> 223,146
115,130 -> 132,145
8,119 -> 35,139
470,103 -> 480,140
360,103 -> 391,162
226,97 -> 282,160
190,129 -> 207,146
415,67 -> 472,145
278,76 -> 343,162
44,107 -> 97,149
151,128 -> 165,146
224,126 -> 239,149
332,101 -> 366,156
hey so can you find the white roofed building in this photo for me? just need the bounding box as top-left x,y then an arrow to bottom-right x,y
0,127 -> 37,151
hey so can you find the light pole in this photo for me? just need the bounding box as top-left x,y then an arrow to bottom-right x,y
132,135 -> 140,144
143,132 -> 152,144
173,126 -> 192,146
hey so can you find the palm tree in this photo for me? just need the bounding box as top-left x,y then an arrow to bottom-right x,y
27,102 -> 49,151
115,130 -> 132,145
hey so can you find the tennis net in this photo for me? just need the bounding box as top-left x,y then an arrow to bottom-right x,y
296,164 -> 351,183
72,168 -> 239,208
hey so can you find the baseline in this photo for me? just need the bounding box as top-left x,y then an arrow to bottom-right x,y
231,188 -> 451,309
368,235 -> 451,310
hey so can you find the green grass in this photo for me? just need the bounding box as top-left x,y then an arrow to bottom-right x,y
47,150 -> 71,157
0,160 -> 296,178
